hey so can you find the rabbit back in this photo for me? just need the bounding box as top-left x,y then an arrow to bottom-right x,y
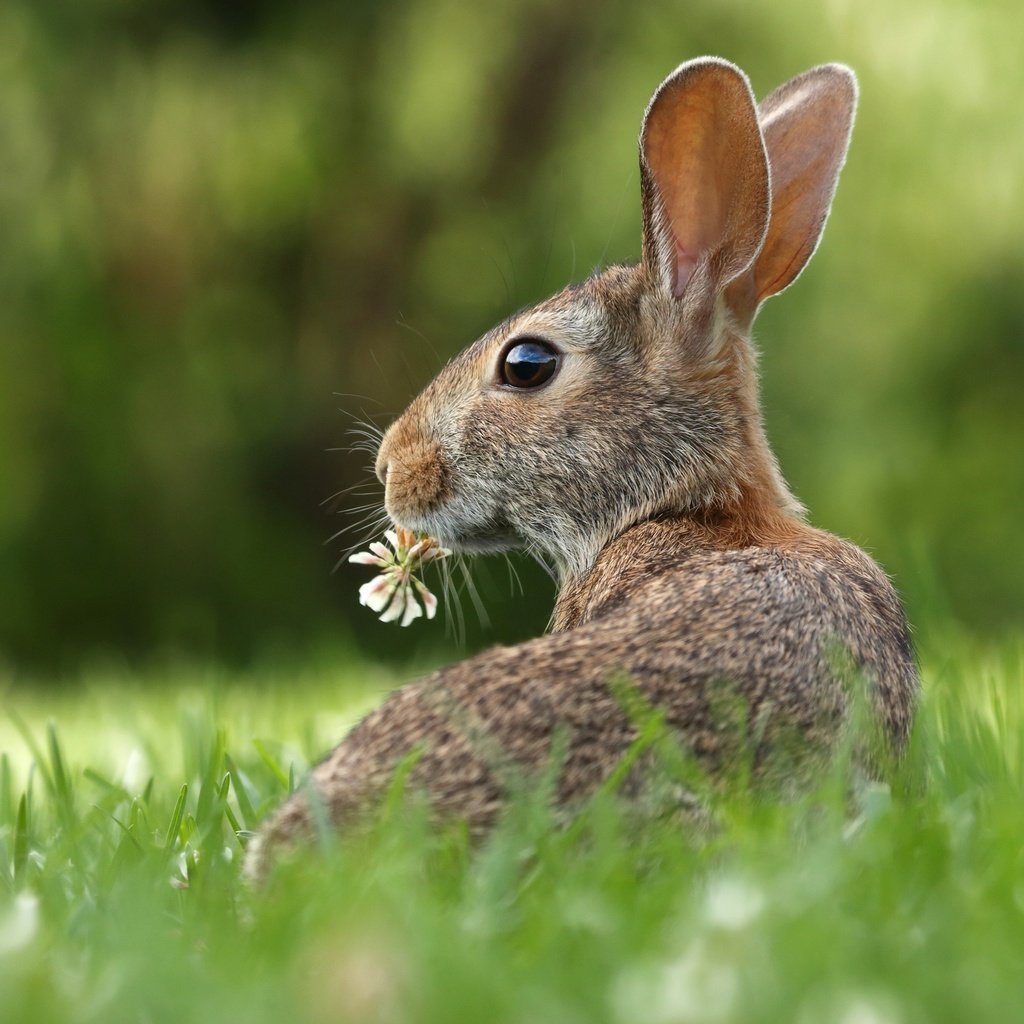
245,517 -> 915,880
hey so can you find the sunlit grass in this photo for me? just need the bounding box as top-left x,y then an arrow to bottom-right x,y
1,639 -> 1022,1023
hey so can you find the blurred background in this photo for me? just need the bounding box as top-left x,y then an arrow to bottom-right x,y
1,0 -> 1021,675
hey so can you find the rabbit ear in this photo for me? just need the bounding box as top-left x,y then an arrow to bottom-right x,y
751,64 -> 857,303
640,58 -> 770,303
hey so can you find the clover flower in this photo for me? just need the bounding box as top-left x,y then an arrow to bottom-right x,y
349,527 -> 450,626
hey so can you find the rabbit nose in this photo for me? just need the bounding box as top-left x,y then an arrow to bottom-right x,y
375,455 -> 390,487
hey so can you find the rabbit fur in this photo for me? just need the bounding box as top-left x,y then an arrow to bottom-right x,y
244,57 -> 918,881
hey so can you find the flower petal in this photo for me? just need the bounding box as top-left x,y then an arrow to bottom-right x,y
369,541 -> 394,562
406,540 -> 428,562
400,593 -> 423,626
348,551 -> 387,566
359,575 -> 396,612
414,581 -> 438,619
378,585 -> 408,623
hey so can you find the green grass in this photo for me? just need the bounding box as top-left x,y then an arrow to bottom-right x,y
1,639 -> 1023,1024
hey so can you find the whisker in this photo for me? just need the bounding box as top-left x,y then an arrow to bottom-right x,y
325,507 -> 389,548
326,442 -> 381,457
345,426 -> 386,442
458,557 -> 490,631
396,317 -> 444,371
502,553 -> 524,598
331,392 -> 383,405
526,542 -> 558,584
321,481 -> 381,505
443,558 -> 467,646
331,515 -> 392,572
330,503 -> 388,523
335,407 -> 386,427
323,492 -> 380,518
346,436 -> 382,450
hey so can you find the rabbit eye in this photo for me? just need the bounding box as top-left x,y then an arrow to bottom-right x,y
501,340 -> 559,389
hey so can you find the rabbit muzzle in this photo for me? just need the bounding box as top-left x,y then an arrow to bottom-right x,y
377,429 -> 450,519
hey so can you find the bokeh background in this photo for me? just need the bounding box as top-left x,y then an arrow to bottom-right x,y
1,0 -> 1021,675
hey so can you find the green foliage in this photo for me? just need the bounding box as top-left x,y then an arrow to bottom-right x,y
1,0 -> 1022,668
1,642 -> 1023,1021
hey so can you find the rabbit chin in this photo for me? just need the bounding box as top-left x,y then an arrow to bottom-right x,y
445,531 -> 520,555
389,509 -> 519,554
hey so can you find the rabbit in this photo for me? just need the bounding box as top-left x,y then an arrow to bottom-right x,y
244,57 -> 918,882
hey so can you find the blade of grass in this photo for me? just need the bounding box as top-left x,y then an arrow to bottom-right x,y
6,706 -> 53,794
164,784 -> 188,852
252,739 -> 291,791
47,721 -> 75,825
223,754 -> 257,827
0,752 -> 11,826
14,793 -> 29,884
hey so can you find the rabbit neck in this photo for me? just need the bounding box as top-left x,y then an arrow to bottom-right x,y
549,321 -> 806,631
549,501 -> 813,634
713,318 -> 806,536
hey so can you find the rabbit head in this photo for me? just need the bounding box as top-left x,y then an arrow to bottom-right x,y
374,58 -> 857,581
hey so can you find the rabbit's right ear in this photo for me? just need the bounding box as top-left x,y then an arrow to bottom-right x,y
640,58 -> 770,308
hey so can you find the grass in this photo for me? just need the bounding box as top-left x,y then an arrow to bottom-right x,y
1,638 -> 1023,1024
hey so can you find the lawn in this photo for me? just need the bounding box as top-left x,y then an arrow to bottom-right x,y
1,637 -> 1022,1024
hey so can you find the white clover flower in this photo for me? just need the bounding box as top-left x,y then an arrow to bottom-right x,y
703,874 -> 765,931
349,527 -> 450,626
609,940 -> 738,1024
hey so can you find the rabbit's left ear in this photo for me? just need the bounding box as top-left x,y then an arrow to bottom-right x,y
748,64 -> 858,305
640,58 -> 770,304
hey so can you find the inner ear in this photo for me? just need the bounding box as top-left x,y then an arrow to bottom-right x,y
754,64 -> 857,303
640,58 -> 770,301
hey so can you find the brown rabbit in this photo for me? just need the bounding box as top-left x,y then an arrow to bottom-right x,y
244,58 -> 918,880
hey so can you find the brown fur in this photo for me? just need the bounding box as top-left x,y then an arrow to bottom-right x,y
244,58 -> 918,882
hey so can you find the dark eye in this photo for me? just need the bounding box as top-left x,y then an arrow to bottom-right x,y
501,339 -> 559,389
